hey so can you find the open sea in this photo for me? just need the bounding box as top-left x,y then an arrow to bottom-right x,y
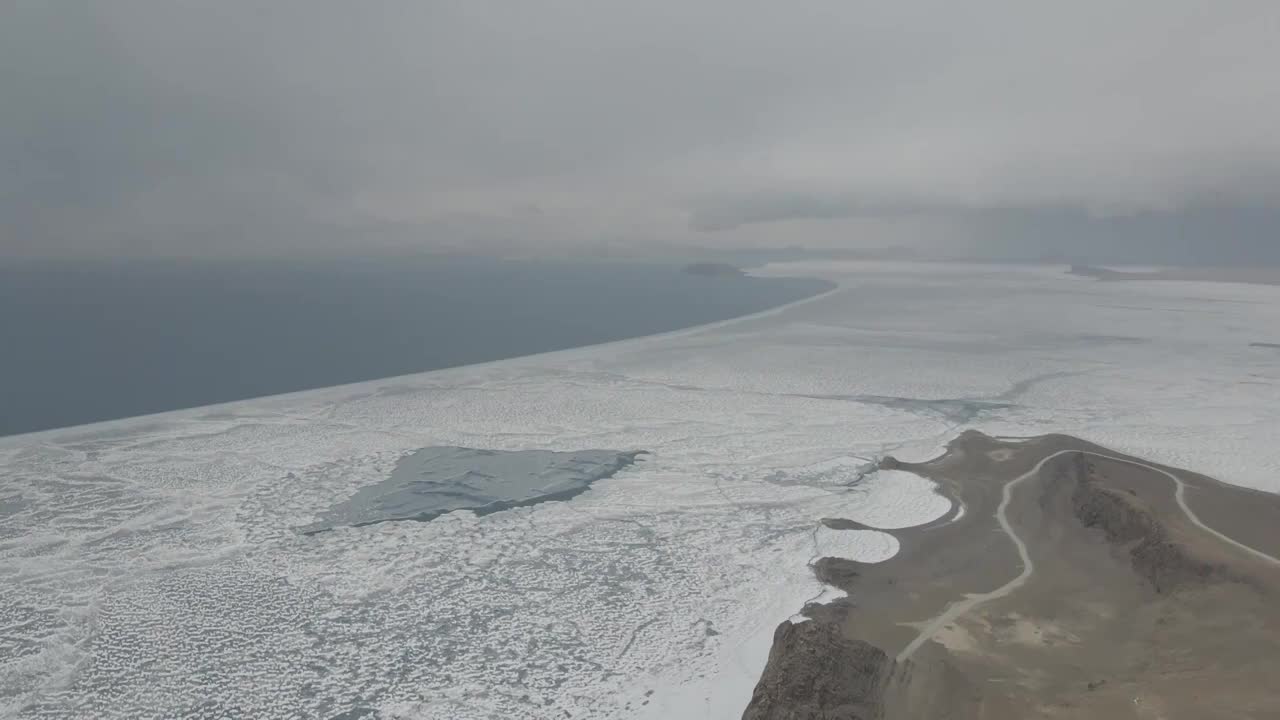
0,256 -> 829,436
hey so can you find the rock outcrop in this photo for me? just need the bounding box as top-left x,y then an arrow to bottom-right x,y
743,620 -> 894,720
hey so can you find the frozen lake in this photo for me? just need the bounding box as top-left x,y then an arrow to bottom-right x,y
2,261 -> 1279,719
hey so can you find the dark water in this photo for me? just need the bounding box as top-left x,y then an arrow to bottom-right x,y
302,446 -> 643,533
0,256 -> 829,436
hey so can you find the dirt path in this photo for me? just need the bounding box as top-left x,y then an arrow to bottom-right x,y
897,447 -> 1280,662
745,432 -> 1280,719
1095,452 -> 1280,568
895,449 -> 1047,660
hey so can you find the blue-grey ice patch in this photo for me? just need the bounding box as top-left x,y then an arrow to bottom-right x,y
0,493 -> 28,519
840,395 -> 1012,424
301,447 -> 644,533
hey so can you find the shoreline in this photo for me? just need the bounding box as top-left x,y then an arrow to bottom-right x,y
0,276 -> 839,447
744,430 -> 1280,719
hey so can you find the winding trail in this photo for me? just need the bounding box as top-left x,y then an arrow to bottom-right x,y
897,449 -> 1280,662
1093,452 -> 1280,570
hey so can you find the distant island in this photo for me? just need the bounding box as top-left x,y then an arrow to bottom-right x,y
1068,264 -> 1280,286
683,262 -> 746,278
1067,264 -> 1134,280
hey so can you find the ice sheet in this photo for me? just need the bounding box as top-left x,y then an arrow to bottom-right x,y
2,262 -> 1279,719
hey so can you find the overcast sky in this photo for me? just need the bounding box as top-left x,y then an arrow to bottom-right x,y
4,1 -> 1280,262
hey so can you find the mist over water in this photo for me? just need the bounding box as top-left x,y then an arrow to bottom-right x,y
0,257 -> 829,436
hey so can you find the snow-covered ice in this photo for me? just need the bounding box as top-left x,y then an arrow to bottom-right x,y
2,261 -> 1279,719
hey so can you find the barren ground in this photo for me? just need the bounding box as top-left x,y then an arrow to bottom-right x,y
744,431 -> 1280,719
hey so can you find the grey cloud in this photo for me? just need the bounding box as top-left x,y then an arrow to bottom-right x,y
3,1 -> 1280,261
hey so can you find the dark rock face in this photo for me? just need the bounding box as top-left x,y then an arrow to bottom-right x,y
742,620 -> 893,720
1070,458 -> 1224,593
877,456 -> 902,471
812,556 -> 863,588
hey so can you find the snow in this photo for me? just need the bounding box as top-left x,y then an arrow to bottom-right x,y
2,261 -> 1279,718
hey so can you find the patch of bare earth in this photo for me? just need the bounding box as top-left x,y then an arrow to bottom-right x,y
743,431 -> 1280,719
